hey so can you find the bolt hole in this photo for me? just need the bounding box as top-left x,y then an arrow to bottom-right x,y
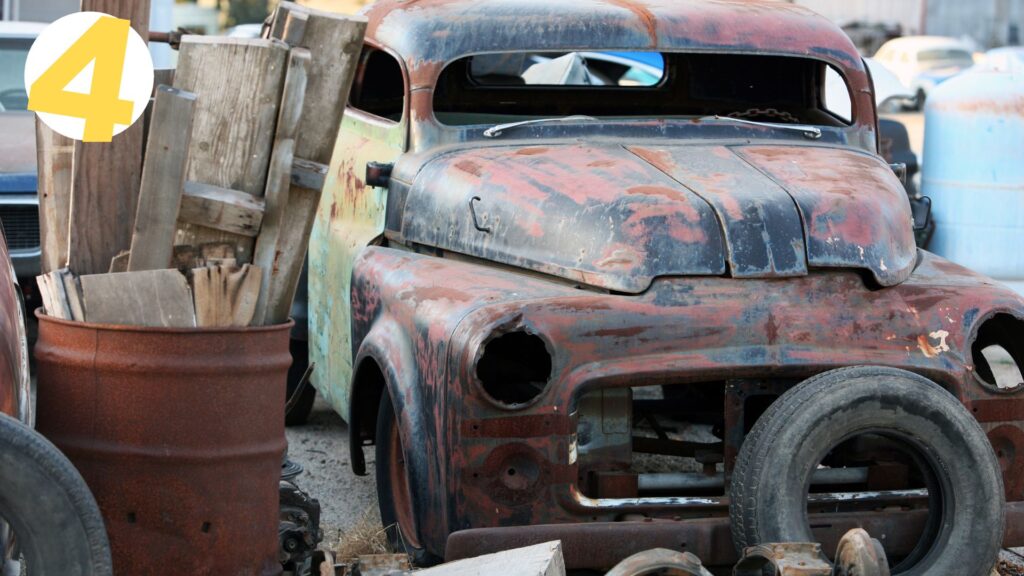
201,522 -> 211,533
127,512 -> 136,524
507,468 -> 517,476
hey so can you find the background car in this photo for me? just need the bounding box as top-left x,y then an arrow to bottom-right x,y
0,22 -> 44,283
874,35 -> 976,109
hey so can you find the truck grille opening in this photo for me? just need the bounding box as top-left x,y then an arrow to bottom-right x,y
0,205 -> 40,250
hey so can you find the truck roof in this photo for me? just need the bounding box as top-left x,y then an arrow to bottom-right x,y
361,0 -> 866,88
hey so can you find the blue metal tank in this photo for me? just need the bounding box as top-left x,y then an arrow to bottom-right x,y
923,58 -> 1024,295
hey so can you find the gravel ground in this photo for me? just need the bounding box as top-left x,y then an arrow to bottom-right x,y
285,396 -> 379,550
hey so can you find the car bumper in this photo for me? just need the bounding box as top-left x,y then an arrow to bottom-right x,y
446,501 -> 1024,570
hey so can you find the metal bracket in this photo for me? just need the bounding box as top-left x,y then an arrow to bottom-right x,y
469,196 -> 492,233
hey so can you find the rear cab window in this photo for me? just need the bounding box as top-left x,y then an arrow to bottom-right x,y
433,51 -> 855,128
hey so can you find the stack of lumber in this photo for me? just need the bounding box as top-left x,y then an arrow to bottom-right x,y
36,3 -> 367,328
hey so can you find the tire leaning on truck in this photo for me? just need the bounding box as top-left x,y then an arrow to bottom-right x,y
729,366 -> 1004,576
0,413 -> 112,576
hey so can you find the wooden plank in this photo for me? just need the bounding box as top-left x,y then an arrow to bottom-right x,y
192,264 -> 262,327
262,7 -> 367,325
128,86 -> 197,271
269,2 -> 367,163
172,36 -> 289,263
80,270 -> 196,327
263,186 -> 320,324
252,47 -> 309,325
59,269 -> 85,322
178,181 -> 266,237
417,542 -> 565,576
291,158 -> 327,192
68,0 -> 151,275
35,271 -> 71,320
109,250 -> 130,273
35,120 -> 74,274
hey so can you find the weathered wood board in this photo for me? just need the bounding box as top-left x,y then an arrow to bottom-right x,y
192,264 -> 262,327
128,86 -> 197,271
35,120 -> 73,274
67,0 -> 152,275
172,36 -> 289,263
178,182 -> 266,238
417,542 -> 566,576
80,270 -> 196,327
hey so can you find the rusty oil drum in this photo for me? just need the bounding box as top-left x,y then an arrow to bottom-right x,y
33,312 -> 291,576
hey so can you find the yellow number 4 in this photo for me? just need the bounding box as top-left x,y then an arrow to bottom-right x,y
28,16 -> 134,143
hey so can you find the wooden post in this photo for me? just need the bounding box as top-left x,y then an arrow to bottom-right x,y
67,0 -> 151,275
128,86 -> 196,271
35,121 -> 73,274
172,36 -> 289,263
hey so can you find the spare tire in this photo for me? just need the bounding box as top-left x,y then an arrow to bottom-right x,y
0,413 -> 111,576
730,366 -> 1004,576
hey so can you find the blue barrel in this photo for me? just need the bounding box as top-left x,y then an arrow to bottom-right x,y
923,59 -> 1024,295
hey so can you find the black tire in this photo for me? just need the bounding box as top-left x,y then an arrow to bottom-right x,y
375,392 -> 440,566
0,413 -> 111,576
285,339 -> 315,427
730,366 -> 1004,576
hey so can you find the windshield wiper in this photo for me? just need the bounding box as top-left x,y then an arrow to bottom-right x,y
483,115 -> 599,138
702,115 -> 822,140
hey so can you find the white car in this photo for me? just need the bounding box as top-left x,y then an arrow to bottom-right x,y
874,36 -> 975,109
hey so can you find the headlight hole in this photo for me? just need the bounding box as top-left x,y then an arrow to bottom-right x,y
972,314 -> 1024,391
476,330 -> 552,408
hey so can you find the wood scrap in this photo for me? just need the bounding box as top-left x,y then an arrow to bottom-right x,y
128,86 -> 197,271
192,264 -> 262,327
108,250 -> 130,273
178,181 -> 265,237
263,4 -> 367,325
416,542 -> 566,576
35,120 -> 73,274
59,269 -> 85,322
79,270 -> 196,328
172,36 -> 289,263
35,270 -> 71,320
252,47 -> 310,325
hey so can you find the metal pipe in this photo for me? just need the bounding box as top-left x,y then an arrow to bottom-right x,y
638,467 -> 870,492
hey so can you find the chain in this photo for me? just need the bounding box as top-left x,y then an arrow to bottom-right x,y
727,107 -> 802,124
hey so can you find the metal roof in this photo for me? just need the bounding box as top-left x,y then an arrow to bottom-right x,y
361,0 -> 866,88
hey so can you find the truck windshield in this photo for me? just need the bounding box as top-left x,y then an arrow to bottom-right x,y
434,51 -> 854,129
0,38 -> 32,111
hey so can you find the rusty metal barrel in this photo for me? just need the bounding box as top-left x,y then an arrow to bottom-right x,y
33,313 -> 291,576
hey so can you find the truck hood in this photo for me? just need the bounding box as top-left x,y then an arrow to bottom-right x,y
391,143 -> 915,293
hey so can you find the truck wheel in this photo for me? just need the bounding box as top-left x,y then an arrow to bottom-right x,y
375,393 -> 439,566
0,413 -> 111,576
730,367 -> 1004,576
285,339 -> 315,427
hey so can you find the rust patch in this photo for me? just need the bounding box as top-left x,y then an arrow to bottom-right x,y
605,0 -> 658,45
455,159 -> 484,177
516,147 -> 550,156
626,185 -> 688,203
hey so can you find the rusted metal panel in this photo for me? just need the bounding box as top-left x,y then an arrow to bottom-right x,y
391,144 -> 726,293
628,144 -> 807,278
33,314 -> 292,576
605,548 -> 712,576
345,245 -> 1024,562
735,145 -> 917,286
0,234 -> 27,423
308,107 -> 406,419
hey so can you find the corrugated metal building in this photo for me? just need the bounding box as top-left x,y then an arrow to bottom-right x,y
794,0 -> 1023,48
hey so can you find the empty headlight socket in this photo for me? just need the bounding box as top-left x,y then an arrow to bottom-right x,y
474,327 -> 554,410
970,312 -> 1024,393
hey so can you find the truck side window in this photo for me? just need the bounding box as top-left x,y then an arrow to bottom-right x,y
349,47 -> 405,122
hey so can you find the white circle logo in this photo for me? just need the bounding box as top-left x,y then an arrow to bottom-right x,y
24,12 -> 154,142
